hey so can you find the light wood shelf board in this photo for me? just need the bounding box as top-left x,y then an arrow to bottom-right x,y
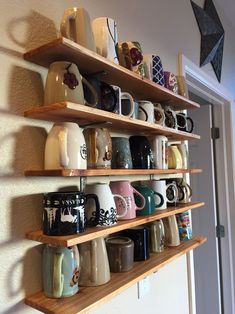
26,202 -> 204,246
25,236 -> 207,314
24,168 -> 203,177
24,102 -> 200,140
23,37 -> 199,110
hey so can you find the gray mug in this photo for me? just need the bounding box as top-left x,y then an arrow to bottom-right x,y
111,137 -> 133,169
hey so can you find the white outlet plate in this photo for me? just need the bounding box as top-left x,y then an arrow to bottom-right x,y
137,277 -> 150,299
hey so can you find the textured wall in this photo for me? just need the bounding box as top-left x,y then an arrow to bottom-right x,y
0,0 -> 234,313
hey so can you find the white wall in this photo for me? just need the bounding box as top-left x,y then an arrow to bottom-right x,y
0,1 -> 234,313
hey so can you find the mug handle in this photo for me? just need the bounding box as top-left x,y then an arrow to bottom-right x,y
85,193 -> 101,226
113,194 -> 128,218
60,8 -> 77,40
166,183 -> 178,203
132,187 -> 146,210
58,128 -> 69,167
120,92 -> 135,117
139,106 -> 148,121
153,191 -> 164,208
53,252 -> 64,298
82,76 -> 99,107
186,117 -> 194,133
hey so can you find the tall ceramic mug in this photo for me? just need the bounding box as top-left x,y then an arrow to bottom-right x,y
129,136 -> 154,169
60,7 -> 96,51
109,180 -> 145,219
176,143 -> 189,169
168,145 -> 183,169
111,137 -> 133,169
44,61 -> 98,106
143,54 -> 165,86
84,183 -> 127,226
44,122 -> 87,170
92,17 -> 119,64
83,127 -> 112,169
150,135 -> 168,169
42,245 -> 80,298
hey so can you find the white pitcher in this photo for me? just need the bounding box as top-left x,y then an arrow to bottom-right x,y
44,122 -> 87,169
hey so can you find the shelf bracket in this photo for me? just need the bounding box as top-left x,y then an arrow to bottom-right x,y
80,176 -> 87,191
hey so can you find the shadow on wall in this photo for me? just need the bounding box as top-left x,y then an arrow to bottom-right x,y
0,125 -> 47,177
7,10 -> 58,50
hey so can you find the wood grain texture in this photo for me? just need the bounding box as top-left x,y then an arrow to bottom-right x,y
26,202 -> 204,246
24,102 -> 200,140
23,37 -> 200,110
25,236 -> 207,314
24,168 -> 202,177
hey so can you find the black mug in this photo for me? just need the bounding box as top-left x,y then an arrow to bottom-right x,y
176,113 -> 194,133
43,191 -> 100,236
129,136 -> 154,169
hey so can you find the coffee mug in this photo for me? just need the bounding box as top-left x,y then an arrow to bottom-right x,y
109,180 -> 145,219
163,215 -> 180,247
60,7 -> 96,51
164,106 -> 177,129
122,227 -> 150,261
138,100 -> 155,124
84,183 -> 127,226
134,184 -> 164,215
83,127 -> 112,169
42,245 -> 80,298
106,236 -> 134,272
92,17 -> 119,64
143,54 -> 165,86
176,143 -> 189,169
44,61 -> 98,106
176,113 -> 194,133
150,135 -> 168,169
176,211 -> 192,241
78,237 -> 110,286
131,101 -> 148,121
168,145 -> 183,169
44,122 -> 87,170
154,103 -> 165,126
117,41 -> 145,76
175,178 -> 192,203
150,220 -> 165,253
146,179 -> 178,210
164,71 -> 178,94
111,137 -> 133,169
43,191 -> 100,235
129,136 -> 154,169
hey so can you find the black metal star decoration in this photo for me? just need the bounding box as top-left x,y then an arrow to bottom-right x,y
191,0 -> 225,82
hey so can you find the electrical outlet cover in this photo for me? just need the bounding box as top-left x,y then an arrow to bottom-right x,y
137,277 -> 150,299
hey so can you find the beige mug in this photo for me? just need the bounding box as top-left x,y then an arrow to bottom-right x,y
168,145 -> 183,169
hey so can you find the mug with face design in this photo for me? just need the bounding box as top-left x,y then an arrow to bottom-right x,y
92,17 -> 119,64
43,191 -> 100,235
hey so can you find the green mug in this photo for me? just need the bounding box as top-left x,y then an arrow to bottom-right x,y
134,184 -> 164,216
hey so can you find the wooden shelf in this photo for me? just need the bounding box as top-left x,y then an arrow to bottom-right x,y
26,202 -> 204,247
24,102 -> 200,140
24,37 -> 199,111
25,235 -> 207,314
25,168 -> 202,177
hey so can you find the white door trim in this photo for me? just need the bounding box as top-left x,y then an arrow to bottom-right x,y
178,54 -> 235,314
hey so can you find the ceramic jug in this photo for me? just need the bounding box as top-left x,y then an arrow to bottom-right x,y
42,245 -> 80,298
60,7 -> 96,51
168,145 -> 183,169
78,237 -> 110,286
44,122 -> 87,170
176,143 -> 189,169
83,127 -> 112,169
163,215 -> 180,247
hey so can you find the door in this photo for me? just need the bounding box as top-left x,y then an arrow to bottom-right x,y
188,104 -> 222,314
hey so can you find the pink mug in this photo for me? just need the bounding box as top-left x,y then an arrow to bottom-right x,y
109,180 -> 145,220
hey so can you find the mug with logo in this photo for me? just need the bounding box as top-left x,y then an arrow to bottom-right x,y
146,179 -> 178,210
143,54 -> 165,86
129,135 -> 153,169
43,191 -> 100,235
109,180 -> 145,219
150,220 -> 165,253
92,17 -> 119,64
176,211 -> 192,241
168,145 -> 183,169
83,127 -> 112,169
42,244 -> 80,298
117,41 -> 145,76
84,183 -> 127,226
150,135 -> 168,169
44,61 -> 98,106
111,137 -> 133,169
163,215 -> 180,247
60,7 -> 96,51
44,122 -> 87,170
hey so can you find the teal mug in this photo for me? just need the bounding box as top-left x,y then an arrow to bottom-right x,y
42,245 -> 80,298
134,184 -> 164,215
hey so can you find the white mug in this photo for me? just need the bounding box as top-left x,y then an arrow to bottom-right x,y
92,17 -> 119,64
150,135 -> 168,169
60,7 -> 96,51
138,100 -> 154,123
44,122 -> 87,170
111,85 -> 135,117
44,61 -> 98,106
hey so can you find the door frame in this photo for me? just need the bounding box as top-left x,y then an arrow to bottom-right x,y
178,54 -> 235,314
